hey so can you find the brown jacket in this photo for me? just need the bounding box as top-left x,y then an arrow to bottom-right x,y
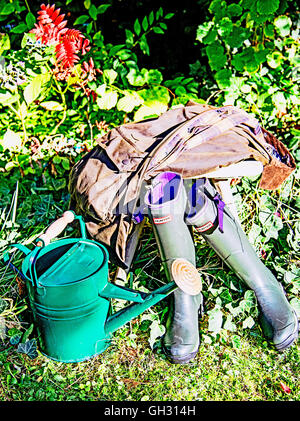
69,102 -> 295,267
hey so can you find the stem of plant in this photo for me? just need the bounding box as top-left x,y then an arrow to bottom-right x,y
46,65 -> 67,135
24,0 -> 31,13
8,96 -> 27,144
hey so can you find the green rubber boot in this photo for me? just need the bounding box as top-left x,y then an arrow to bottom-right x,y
185,178 -> 299,351
145,172 -> 203,364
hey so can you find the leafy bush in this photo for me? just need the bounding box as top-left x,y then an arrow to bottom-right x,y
0,1 -> 299,372
0,2 -> 204,177
196,0 -> 299,152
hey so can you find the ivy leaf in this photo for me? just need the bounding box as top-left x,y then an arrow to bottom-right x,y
219,287 -> 233,304
290,297 -> 300,318
148,320 -> 165,349
0,298 -> 8,312
0,317 -> 5,342
207,306 -> 223,333
224,315 -> 237,332
17,338 -> 38,359
231,335 -> 241,349
259,195 -> 283,240
287,221 -> 300,252
258,194 -> 275,224
239,290 -> 258,315
242,316 -> 255,329
226,302 -> 242,317
10,333 -> 22,345
248,223 -> 262,246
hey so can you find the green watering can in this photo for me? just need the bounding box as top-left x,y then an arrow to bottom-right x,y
3,211 -> 184,363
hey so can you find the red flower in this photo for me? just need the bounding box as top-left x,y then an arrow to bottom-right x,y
55,37 -> 80,69
31,4 -> 68,45
30,4 -> 91,75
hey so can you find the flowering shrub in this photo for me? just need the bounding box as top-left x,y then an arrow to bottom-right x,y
0,3 -> 180,178
30,4 -> 92,80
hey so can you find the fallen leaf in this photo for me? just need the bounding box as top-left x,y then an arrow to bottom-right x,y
279,382 -> 291,394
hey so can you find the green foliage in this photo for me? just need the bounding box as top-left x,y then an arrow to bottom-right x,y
0,1 -> 298,401
0,2 -> 199,178
0,0 -> 36,37
196,0 -> 299,150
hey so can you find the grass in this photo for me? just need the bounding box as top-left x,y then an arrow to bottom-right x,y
0,321 -> 299,401
0,170 -> 299,402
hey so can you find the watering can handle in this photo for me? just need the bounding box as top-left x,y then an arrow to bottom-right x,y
36,211 -> 86,247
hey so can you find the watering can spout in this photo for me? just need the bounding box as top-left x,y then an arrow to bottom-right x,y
104,282 -> 177,336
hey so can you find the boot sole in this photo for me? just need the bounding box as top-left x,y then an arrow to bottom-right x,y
275,311 -> 299,351
162,343 -> 199,364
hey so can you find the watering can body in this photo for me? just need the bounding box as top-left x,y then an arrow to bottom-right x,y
4,212 -> 177,363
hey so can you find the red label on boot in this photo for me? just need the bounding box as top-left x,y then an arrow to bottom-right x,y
195,221 -> 214,232
153,215 -> 172,225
